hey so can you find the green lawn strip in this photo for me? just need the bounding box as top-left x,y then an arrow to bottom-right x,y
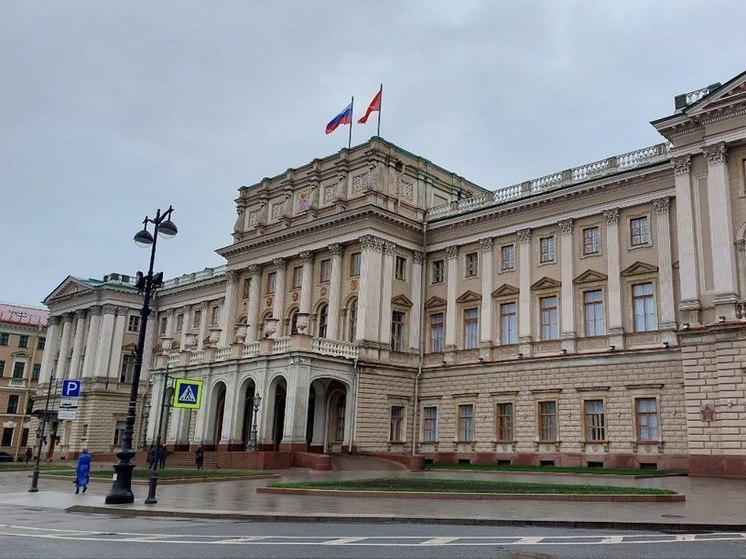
425,464 -> 686,477
269,477 -> 676,495
43,468 -> 266,481
0,463 -> 74,472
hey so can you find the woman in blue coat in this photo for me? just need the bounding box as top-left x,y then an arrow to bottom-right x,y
75,449 -> 91,494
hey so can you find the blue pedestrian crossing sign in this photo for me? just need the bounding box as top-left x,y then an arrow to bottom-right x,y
173,378 -> 204,409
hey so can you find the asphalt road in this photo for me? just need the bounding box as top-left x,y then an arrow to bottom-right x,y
1,505 -> 745,559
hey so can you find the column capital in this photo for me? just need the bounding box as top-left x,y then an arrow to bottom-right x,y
652,197 -> 671,215
88,305 -> 102,317
359,235 -> 382,251
479,237 -> 494,252
413,251 -> 425,264
115,306 -> 128,316
672,155 -> 691,176
62,312 -> 74,322
247,264 -> 262,277
704,142 -> 727,166
736,239 -> 746,253
299,250 -> 315,263
225,269 -> 239,283
101,304 -> 118,315
446,245 -> 459,259
516,228 -> 531,244
48,315 -> 62,326
75,309 -> 87,319
329,243 -> 345,256
383,241 -> 396,255
603,208 -> 620,225
557,219 -> 574,235
272,258 -> 287,270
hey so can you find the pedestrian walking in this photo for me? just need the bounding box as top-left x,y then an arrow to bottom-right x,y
195,445 -> 204,470
24,447 -> 33,464
158,445 -> 167,469
148,445 -> 156,468
74,448 -> 92,494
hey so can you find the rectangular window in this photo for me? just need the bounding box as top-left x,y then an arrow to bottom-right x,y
584,399 -> 606,441
633,282 -> 657,332
540,236 -> 556,263
18,335 -> 29,348
0,361 -> 4,376
192,310 -> 202,329
243,278 -> 251,299
26,398 -> 33,414
391,311 -> 405,352
37,337 -> 46,350
12,362 -> 25,379
630,217 -> 650,246
432,260 -> 444,283
320,259 -> 331,282
583,290 -> 606,336
159,317 -> 168,335
210,306 -> 221,326
0,333 -> 8,346
175,313 -> 184,332
1,428 -> 12,446
334,401 -> 345,442
266,272 -> 276,294
120,354 -> 135,383
390,406 -> 404,442
500,244 -> 515,270
463,308 -> 479,349
430,313 -> 444,352
292,266 -> 303,288
21,428 -> 29,447
500,302 -> 518,345
635,398 -> 659,441
395,256 -> 407,280
423,406 -> 437,442
465,252 -> 479,278
113,420 -> 126,446
458,404 -> 475,441
32,364 -> 41,381
583,227 -> 600,255
7,395 -> 19,414
538,401 -> 557,441
540,296 -> 559,340
127,315 -> 140,333
350,253 -> 361,277
496,402 -> 514,441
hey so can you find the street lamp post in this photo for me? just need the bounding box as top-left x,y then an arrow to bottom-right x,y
247,394 -> 262,451
105,206 -> 177,505
144,368 -> 170,505
29,378 -> 56,492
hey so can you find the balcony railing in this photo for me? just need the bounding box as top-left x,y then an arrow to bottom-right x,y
167,353 -> 180,367
312,338 -> 358,360
189,350 -> 205,365
8,378 -> 26,388
215,347 -> 231,361
272,337 -> 292,354
243,342 -> 260,358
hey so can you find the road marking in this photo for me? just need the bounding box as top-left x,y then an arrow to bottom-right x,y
515,537 -> 543,544
322,537 -> 367,545
676,534 -> 696,541
419,537 -> 458,545
600,536 -> 624,543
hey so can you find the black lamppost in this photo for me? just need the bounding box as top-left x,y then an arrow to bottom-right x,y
247,394 -> 262,451
28,378 -> 56,492
105,206 -> 177,504
144,369 -> 171,505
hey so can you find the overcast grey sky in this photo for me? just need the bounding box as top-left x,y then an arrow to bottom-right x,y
2,0 -> 744,307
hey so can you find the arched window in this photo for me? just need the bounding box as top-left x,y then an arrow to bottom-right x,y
347,298 -> 358,342
318,304 -> 328,338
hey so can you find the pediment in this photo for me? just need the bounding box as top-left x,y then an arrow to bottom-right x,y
492,284 -> 519,297
621,261 -> 658,277
424,296 -> 446,309
43,276 -> 92,304
684,72 -> 746,116
391,294 -> 413,308
573,269 -> 608,284
456,290 -> 482,303
531,276 -> 561,290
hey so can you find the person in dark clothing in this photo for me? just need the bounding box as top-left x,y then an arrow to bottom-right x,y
195,445 -> 204,470
158,445 -> 167,469
24,447 -> 33,464
148,445 -> 156,468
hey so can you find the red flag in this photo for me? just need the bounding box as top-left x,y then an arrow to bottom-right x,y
358,89 -> 382,124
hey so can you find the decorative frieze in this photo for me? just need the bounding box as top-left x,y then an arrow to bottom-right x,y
351,172 -> 369,193
397,176 -> 414,200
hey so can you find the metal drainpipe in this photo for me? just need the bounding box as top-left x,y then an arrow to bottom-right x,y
412,222 -> 427,456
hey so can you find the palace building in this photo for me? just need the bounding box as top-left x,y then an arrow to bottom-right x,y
37,70 -> 746,477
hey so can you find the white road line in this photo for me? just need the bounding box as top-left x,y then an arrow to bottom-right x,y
600,536 -> 625,544
514,537 -> 543,544
676,534 -> 696,541
322,537 -> 367,545
419,537 -> 458,545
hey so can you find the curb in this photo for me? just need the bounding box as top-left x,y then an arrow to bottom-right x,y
66,505 -> 746,533
40,473 -> 279,485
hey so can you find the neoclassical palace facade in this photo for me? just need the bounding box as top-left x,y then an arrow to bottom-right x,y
38,70 -> 746,476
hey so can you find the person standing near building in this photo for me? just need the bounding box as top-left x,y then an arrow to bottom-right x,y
24,447 -> 32,464
75,449 -> 92,494
195,445 -> 204,470
158,445 -> 167,469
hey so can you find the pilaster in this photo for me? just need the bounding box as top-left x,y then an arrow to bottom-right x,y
271,259 -> 287,337
409,251 -> 424,352
479,238 -> 494,357
603,209 -> 624,349
517,229 -> 532,355
328,244 -> 344,339
673,155 -> 701,324
653,197 -> 677,336
558,219 -> 575,351
219,270 -> 240,346
81,306 -> 102,378
445,245 -> 459,352
378,242 -> 395,349
246,265 -> 262,342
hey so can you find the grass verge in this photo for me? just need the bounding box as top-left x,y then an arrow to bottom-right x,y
45,468 -> 267,481
0,462 -> 74,472
425,464 -> 687,477
269,477 -> 676,495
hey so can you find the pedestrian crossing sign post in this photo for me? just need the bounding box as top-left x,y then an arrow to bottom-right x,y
172,378 -> 204,409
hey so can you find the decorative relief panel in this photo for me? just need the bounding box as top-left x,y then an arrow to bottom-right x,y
322,180 -> 338,204
397,176 -> 414,201
295,187 -> 315,213
351,172 -> 369,193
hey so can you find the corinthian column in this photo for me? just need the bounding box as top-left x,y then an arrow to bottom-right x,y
81,306 -> 102,378
356,235 -> 383,342
298,252 -> 314,334
39,316 -> 61,384
409,251 -> 424,352
517,229 -> 532,346
445,245 -> 459,350
604,209 -> 624,349
68,310 -> 87,379
379,242 -> 395,346
271,259 -> 287,336
673,155 -> 700,324
327,244 -> 344,339
219,270 -> 240,346
107,306 -> 127,380
245,265 -> 262,342
54,314 -> 73,379
558,219 -> 575,352
479,238 -> 494,352
653,197 -> 676,333
93,305 -> 117,378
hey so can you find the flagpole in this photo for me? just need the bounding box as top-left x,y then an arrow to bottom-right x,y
377,84 -> 383,137
348,96 -> 354,149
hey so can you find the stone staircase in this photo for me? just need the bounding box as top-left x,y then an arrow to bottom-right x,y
152,451 -> 220,469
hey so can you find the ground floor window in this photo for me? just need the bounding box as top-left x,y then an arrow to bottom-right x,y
635,397 -> 659,441
538,401 -> 557,441
112,420 -> 126,446
583,399 -> 605,441
1,427 -> 13,446
390,406 -> 404,442
458,404 -> 474,441
496,402 -> 513,441
423,406 -> 437,442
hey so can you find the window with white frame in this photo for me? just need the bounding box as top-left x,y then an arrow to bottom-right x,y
463,308 -> 479,349
391,310 -> 405,351
458,404 -> 474,441
584,399 -> 605,441
127,315 -> 140,333
500,302 -> 517,344
390,405 -> 404,442
266,272 -> 276,294
430,313 -> 444,352
192,309 -> 201,329
496,402 -> 513,441
583,290 -> 606,336
210,306 -> 220,326
423,406 -> 437,442
635,397 -> 659,441
538,400 -> 557,441
113,420 -> 126,446
318,304 -> 328,338
175,313 -> 184,332
395,256 -> 407,280
12,361 -> 25,379
159,317 -> 168,335
320,259 -> 331,282
350,253 -> 361,277
500,244 -> 515,271
6,394 -> 19,414
120,353 -> 135,383
630,216 -> 650,246
633,282 -> 657,332
432,260 -> 444,283
540,236 -> 556,263
465,252 -> 479,278
540,296 -> 559,340
347,298 -> 358,342
292,266 -> 303,288
583,227 -> 600,255
18,335 -> 28,348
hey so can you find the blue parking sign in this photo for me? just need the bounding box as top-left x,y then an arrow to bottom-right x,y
61,379 -> 82,397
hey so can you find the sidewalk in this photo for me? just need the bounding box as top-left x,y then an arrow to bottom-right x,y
1,459 -> 744,531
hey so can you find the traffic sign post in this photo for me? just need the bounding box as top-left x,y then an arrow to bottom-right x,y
61,379 -> 82,397
172,378 -> 203,409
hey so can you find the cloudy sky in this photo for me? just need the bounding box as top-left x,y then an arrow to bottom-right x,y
2,0 -> 745,308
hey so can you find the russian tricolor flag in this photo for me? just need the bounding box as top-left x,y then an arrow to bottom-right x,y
325,102 -> 353,134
